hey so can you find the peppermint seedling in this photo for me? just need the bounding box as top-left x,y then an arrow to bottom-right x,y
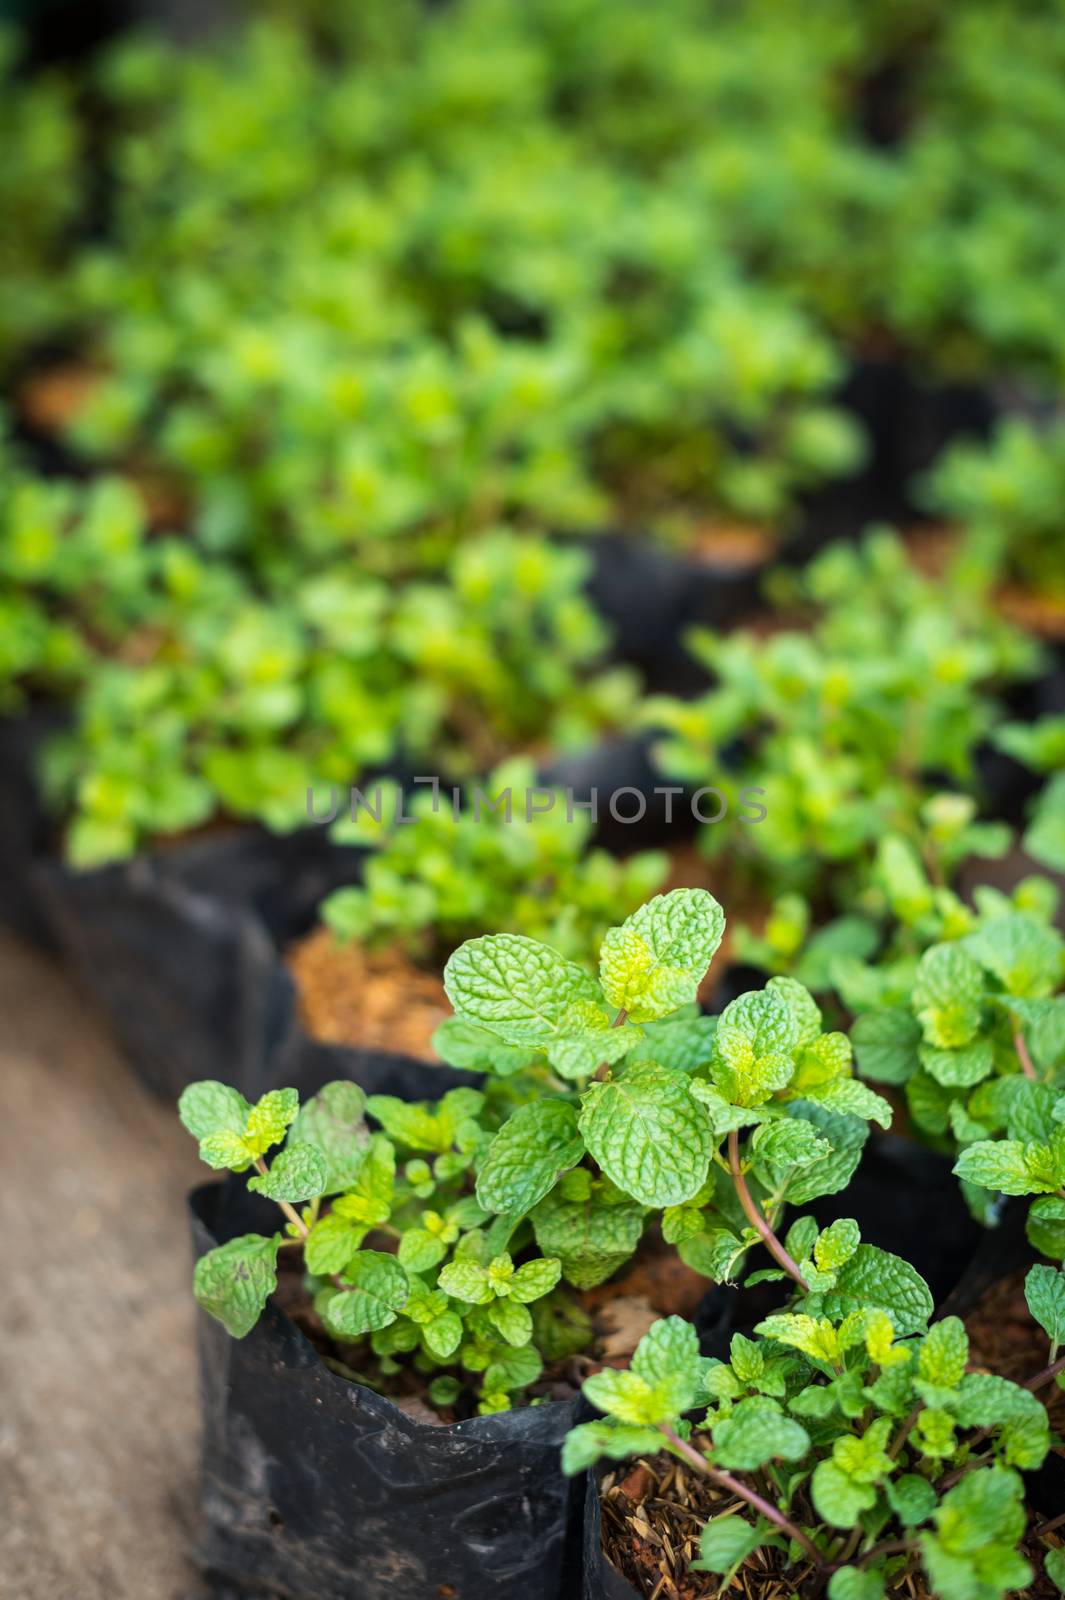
437,888 -> 895,1296
567,1267 -> 1065,1600
844,889 -> 1065,1247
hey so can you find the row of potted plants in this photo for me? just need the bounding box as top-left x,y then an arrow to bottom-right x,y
180,885 -> 1065,1597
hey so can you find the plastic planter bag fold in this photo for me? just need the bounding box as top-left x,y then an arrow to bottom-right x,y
189,1182 -> 584,1600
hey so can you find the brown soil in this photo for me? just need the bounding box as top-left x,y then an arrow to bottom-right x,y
600,1271 -> 1065,1598
966,1268 -> 1065,1437
19,362 -> 101,431
688,523 -> 778,573
287,928 -> 450,1060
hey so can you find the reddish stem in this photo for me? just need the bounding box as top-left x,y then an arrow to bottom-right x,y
659,1424 -> 824,1570
1013,1028 -> 1037,1082
727,1130 -> 810,1291
593,1007 -> 629,1082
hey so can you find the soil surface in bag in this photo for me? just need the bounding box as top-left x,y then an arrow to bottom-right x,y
190,1180 -> 585,1600
584,1252 -> 1064,1600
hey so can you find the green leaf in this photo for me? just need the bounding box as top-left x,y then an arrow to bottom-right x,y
508,1257 -> 562,1303
755,1313 -> 841,1365
422,1310 -> 463,1360
802,1077 -> 893,1128
367,1088 -> 485,1153
579,1062 -> 711,1206
968,914 -> 1064,999
598,888 -> 725,1022
850,1008 -> 921,1085
751,1119 -> 831,1170
487,1298 -> 533,1346
531,1184 -> 644,1289
695,1516 -> 770,1574
1025,1264 -> 1065,1350
815,1219 -> 861,1272
955,1139 -> 1055,1196
561,1419 -> 664,1475
483,1343 -> 543,1394
920,1038 -> 994,1088
323,1252 -> 409,1337
179,1080 -> 251,1142
823,1246 -> 933,1336
711,990 -> 797,1108
247,1143 -> 329,1202
886,1474 -> 937,1527
288,1080 -> 371,1192
430,1017 -> 537,1078
828,1568 -> 885,1600
443,933 -> 603,1047
811,1459 -> 877,1527
770,1104 -> 869,1205
397,1229 -> 447,1272
475,1100 -> 584,1216
1028,1197 -> 1065,1261
193,1233 -> 280,1338
438,1260 -> 493,1304
1046,1549 -> 1065,1594
244,1088 -> 300,1157
712,1397 -> 810,1471
919,1317 -> 969,1388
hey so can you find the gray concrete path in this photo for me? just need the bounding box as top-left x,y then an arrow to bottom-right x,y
0,933 -> 207,1599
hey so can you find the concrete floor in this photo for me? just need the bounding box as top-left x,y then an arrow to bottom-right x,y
0,932 -> 209,1600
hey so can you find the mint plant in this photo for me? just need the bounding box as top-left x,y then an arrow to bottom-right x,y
321,756 -> 668,966
567,1266 -> 1065,1599
644,532 -> 1038,916
842,888 -> 1065,1242
182,889 -> 898,1412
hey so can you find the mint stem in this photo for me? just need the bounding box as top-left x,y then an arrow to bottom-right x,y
1012,1027 -> 1037,1082
658,1423 -> 824,1570
592,1005 -> 629,1082
726,1130 -> 810,1291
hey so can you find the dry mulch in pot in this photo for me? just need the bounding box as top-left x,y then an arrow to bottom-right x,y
600,1270 -> 1065,1598
287,928 -> 450,1060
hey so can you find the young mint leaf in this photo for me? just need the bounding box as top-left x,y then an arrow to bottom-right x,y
443,932 -> 602,1046
755,1314 -> 841,1365
561,1419 -> 664,1475
886,1474 -> 937,1528
800,1077 -> 893,1128
475,1099 -> 584,1216
508,1257 -> 562,1303
193,1233 -> 281,1338
1046,1549 -> 1065,1594
288,1080 -> 371,1192
828,1568 -> 885,1600
247,1143 -> 329,1202
712,1397 -> 811,1471
323,1252 -> 409,1337
438,1260 -> 494,1304
695,1516 -> 782,1574
179,1080 -> 251,1142
579,1062 -> 711,1206
968,913 -> 1064,999
919,1038 -> 994,1088
1028,1197 -> 1065,1260
367,1088 -> 485,1153
921,1467 -> 1031,1600
769,1104 -> 869,1205
850,1008 -> 921,1084
711,989 -> 798,1107
814,1219 -> 861,1272
487,1298 -> 533,1346
954,1139 -> 1056,1196
1025,1264 -> 1065,1352
531,1184 -> 645,1288
598,888 -> 724,1021
430,1017 -> 536,1078
822,1245 -> 934,1336
244,1088 -> 300,1157
631,1315 -> 704,1397
918,1317 -> 969,1388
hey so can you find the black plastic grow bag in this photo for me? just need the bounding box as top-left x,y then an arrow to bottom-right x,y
189,1178 -> 585,1600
